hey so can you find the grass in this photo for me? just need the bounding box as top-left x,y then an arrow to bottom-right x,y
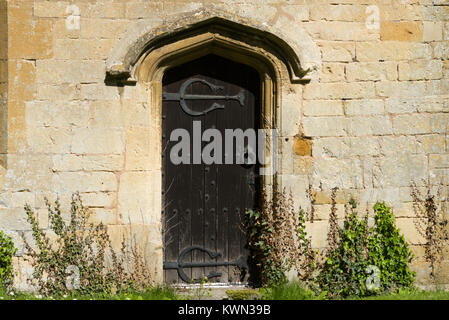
260,281 -> 320,300
356,289 -> 449,300
0,286 -> 180,300
2,283 -> 449,300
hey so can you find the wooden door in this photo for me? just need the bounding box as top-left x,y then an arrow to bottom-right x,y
162,55 -> 260,284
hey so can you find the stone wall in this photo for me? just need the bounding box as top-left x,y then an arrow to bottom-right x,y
0,0 -> 447,289
0,0 -> 7,162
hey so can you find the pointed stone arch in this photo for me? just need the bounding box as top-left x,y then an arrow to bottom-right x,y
105,8 -> 320,84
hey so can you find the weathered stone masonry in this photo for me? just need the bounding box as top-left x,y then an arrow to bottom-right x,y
0,0 -> 448,289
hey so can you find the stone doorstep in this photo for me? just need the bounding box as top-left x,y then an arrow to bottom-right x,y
174,284 -> 257,300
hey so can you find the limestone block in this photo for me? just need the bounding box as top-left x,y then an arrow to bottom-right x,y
0,208 -> 32,231
432,41 -> 449,59
8,59 -> 36,102
393,114 -> 432,135
36,60 -> 106,84
312,137 -> 350,158
423,21 -> 443,41
77,1 -> 126,19
71,128 -> 125,154
293,136 -> 312,156
54,39 -> 116,60
398,60 -> 443,80
310,189 -> 352,205
372,155 -> 428,188
380,21 -> 423,41
317,41 -> 355,62
280,174 -> 310,211
80,84 -> 120,100
346,116 -> 392,136
280,89 -> 302,136
311,136 -> 378,158
312,204 -> 346,221
123,101 -> 152,128
12,257 -> 37,292
89,208 -> 116,225
445,22 -> 449,40
52,154 -> 124,172
304,82 -> 375,100
431,114 -> 449,133
416,135 -> 446,154
37,84 -> 80,101
303,100 -> 344,116
53,18 -> 81,40
125,2 -> 165,19
380,3 -> 424,21
80,192 -> 116,208
88,100 -> 124,129
26,127 -> 72,154
304,21 -> 378,41
443,61 -> 449,78
3,154 -> 53,191
125,127 -> 159,171
376,81 -> 427,97
379,136 -> 416,155
395,202 -> 419,218
305,220 -> 329,249
346,137 -> 381,156
343,99 -> 384,115
346,62 -> 397,81
303,116 -> 347,137
52,172 -> 117,193
429,154 -> 449,169
118,171 -> 161,225
430,168 -> 449,185
359,188 -> 401,208
279,137 -> 294,175
0,191 -> 35,211
79,19 -> 131,39
8,3 -> 53,59
356,42 -> 431,62
310,4 -> 366,22
311,158 -> 363,189
293,156 -> 313,175
396,218 -> 426,245
26,100 -> 89,128
320,63 -> 345,82
34,1 -> 70,17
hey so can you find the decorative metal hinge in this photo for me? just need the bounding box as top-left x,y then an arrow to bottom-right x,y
163,246 -> 247,283
163,78 -> 245,116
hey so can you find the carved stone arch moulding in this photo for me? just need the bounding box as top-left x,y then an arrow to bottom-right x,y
105,8 -> 320,84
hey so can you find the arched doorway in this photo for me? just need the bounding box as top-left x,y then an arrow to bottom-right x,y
104,11 -> 318,284
162,55 -> 261,284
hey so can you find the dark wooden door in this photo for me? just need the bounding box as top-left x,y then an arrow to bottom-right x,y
162,55 -> 260,284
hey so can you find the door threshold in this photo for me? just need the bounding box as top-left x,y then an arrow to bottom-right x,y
171,282 -> 250,289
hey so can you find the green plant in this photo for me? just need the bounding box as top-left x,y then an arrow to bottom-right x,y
0,231 -> 16,289
367,202 -> 415,293
23,193 -> 154,297
318,203 -> 370,298
318,201 -> 415,299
